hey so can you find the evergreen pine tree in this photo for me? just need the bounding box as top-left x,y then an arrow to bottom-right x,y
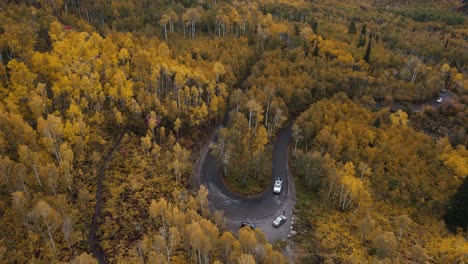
444,177 -> 468,232
348,18 -> 357,34
364,32 -> 372,63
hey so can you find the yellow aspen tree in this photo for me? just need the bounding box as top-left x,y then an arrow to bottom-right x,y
11,191 -> 30,231
360,215 -> 375,240
72,252 -> 98,264
160,14 -> 170,39
166,227 -> 181,262
174,118 -> 181,141
396,215 -> 412,240
197,185 -> 208,216
149,198 -> 168,225
62,214 -> 74,249
34,200 -> 61,254
219,231 -> 236,263
37,115 -> 64,166
28,92 -> 46,121
147,251 -> 165,264
39,163 -> 58,196
59,142 -> 74,192
238,254 -> 255,264
141,135 -> 152,154
238,227 -> 257,254
213,62 -> 225,83
373,232 -> 397,260
6,59 -> 36,104
12,163 -> 29,196
169,143 -> 191,184
389,110 -> 408,127
0,156 -> 13,185
17,145 -> 43,188
187,220 -> 204,264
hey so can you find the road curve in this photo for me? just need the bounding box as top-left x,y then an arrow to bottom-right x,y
198,125 -> 295,242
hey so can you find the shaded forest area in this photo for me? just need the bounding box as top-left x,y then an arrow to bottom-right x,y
0,0 -> 466,263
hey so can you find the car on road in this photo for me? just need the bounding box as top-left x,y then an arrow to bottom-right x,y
441,89 -> 446,93
437,97 -> 443,103
241,221 -> 256,229
273,177 -> 283,194
272,215 -> 287,227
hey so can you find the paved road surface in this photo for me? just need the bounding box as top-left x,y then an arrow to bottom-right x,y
198,125 -> 295,242
374,90 -> 455,112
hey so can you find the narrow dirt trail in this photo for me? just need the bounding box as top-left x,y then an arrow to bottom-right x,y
89,132 -> 125,264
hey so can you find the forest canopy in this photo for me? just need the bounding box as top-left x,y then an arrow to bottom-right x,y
0,0 -> 466,263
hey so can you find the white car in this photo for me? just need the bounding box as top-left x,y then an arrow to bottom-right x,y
436,97 -> 443,103
273,215 -> 287,227
273,177 -> 283,194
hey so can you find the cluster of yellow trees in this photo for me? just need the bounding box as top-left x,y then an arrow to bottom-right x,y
292,94 -> 468,262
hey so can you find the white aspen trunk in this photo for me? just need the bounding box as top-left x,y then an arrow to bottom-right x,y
166,243 -> 171,262
341,189 -> 349,210
160,211 -> 167,239
411,66 -> 419,83
51,135 -> 62,166
64,166 -> 72,193
31,165 -> 43,187
345,195 -> 352,210
192,20 -> 196,38
327,181 -> 333,199
177,86 -> 180,110
360,163 -> 367,180
46,224 -> 57,253
254,112 -> 258,132
63,222 -> 72,249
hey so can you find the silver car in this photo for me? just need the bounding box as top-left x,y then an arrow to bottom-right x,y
273,178 -> 283,194
273,215 -> 287,227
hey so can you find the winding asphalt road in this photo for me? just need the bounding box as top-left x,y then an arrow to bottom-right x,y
197,125 -> 296,242
194,90 -> 458,245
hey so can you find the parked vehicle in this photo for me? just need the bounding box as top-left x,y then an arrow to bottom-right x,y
273,178 -> 283,194
437,97 -> 443,103
272,215 -> 287,227
241,221 -> 256,229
